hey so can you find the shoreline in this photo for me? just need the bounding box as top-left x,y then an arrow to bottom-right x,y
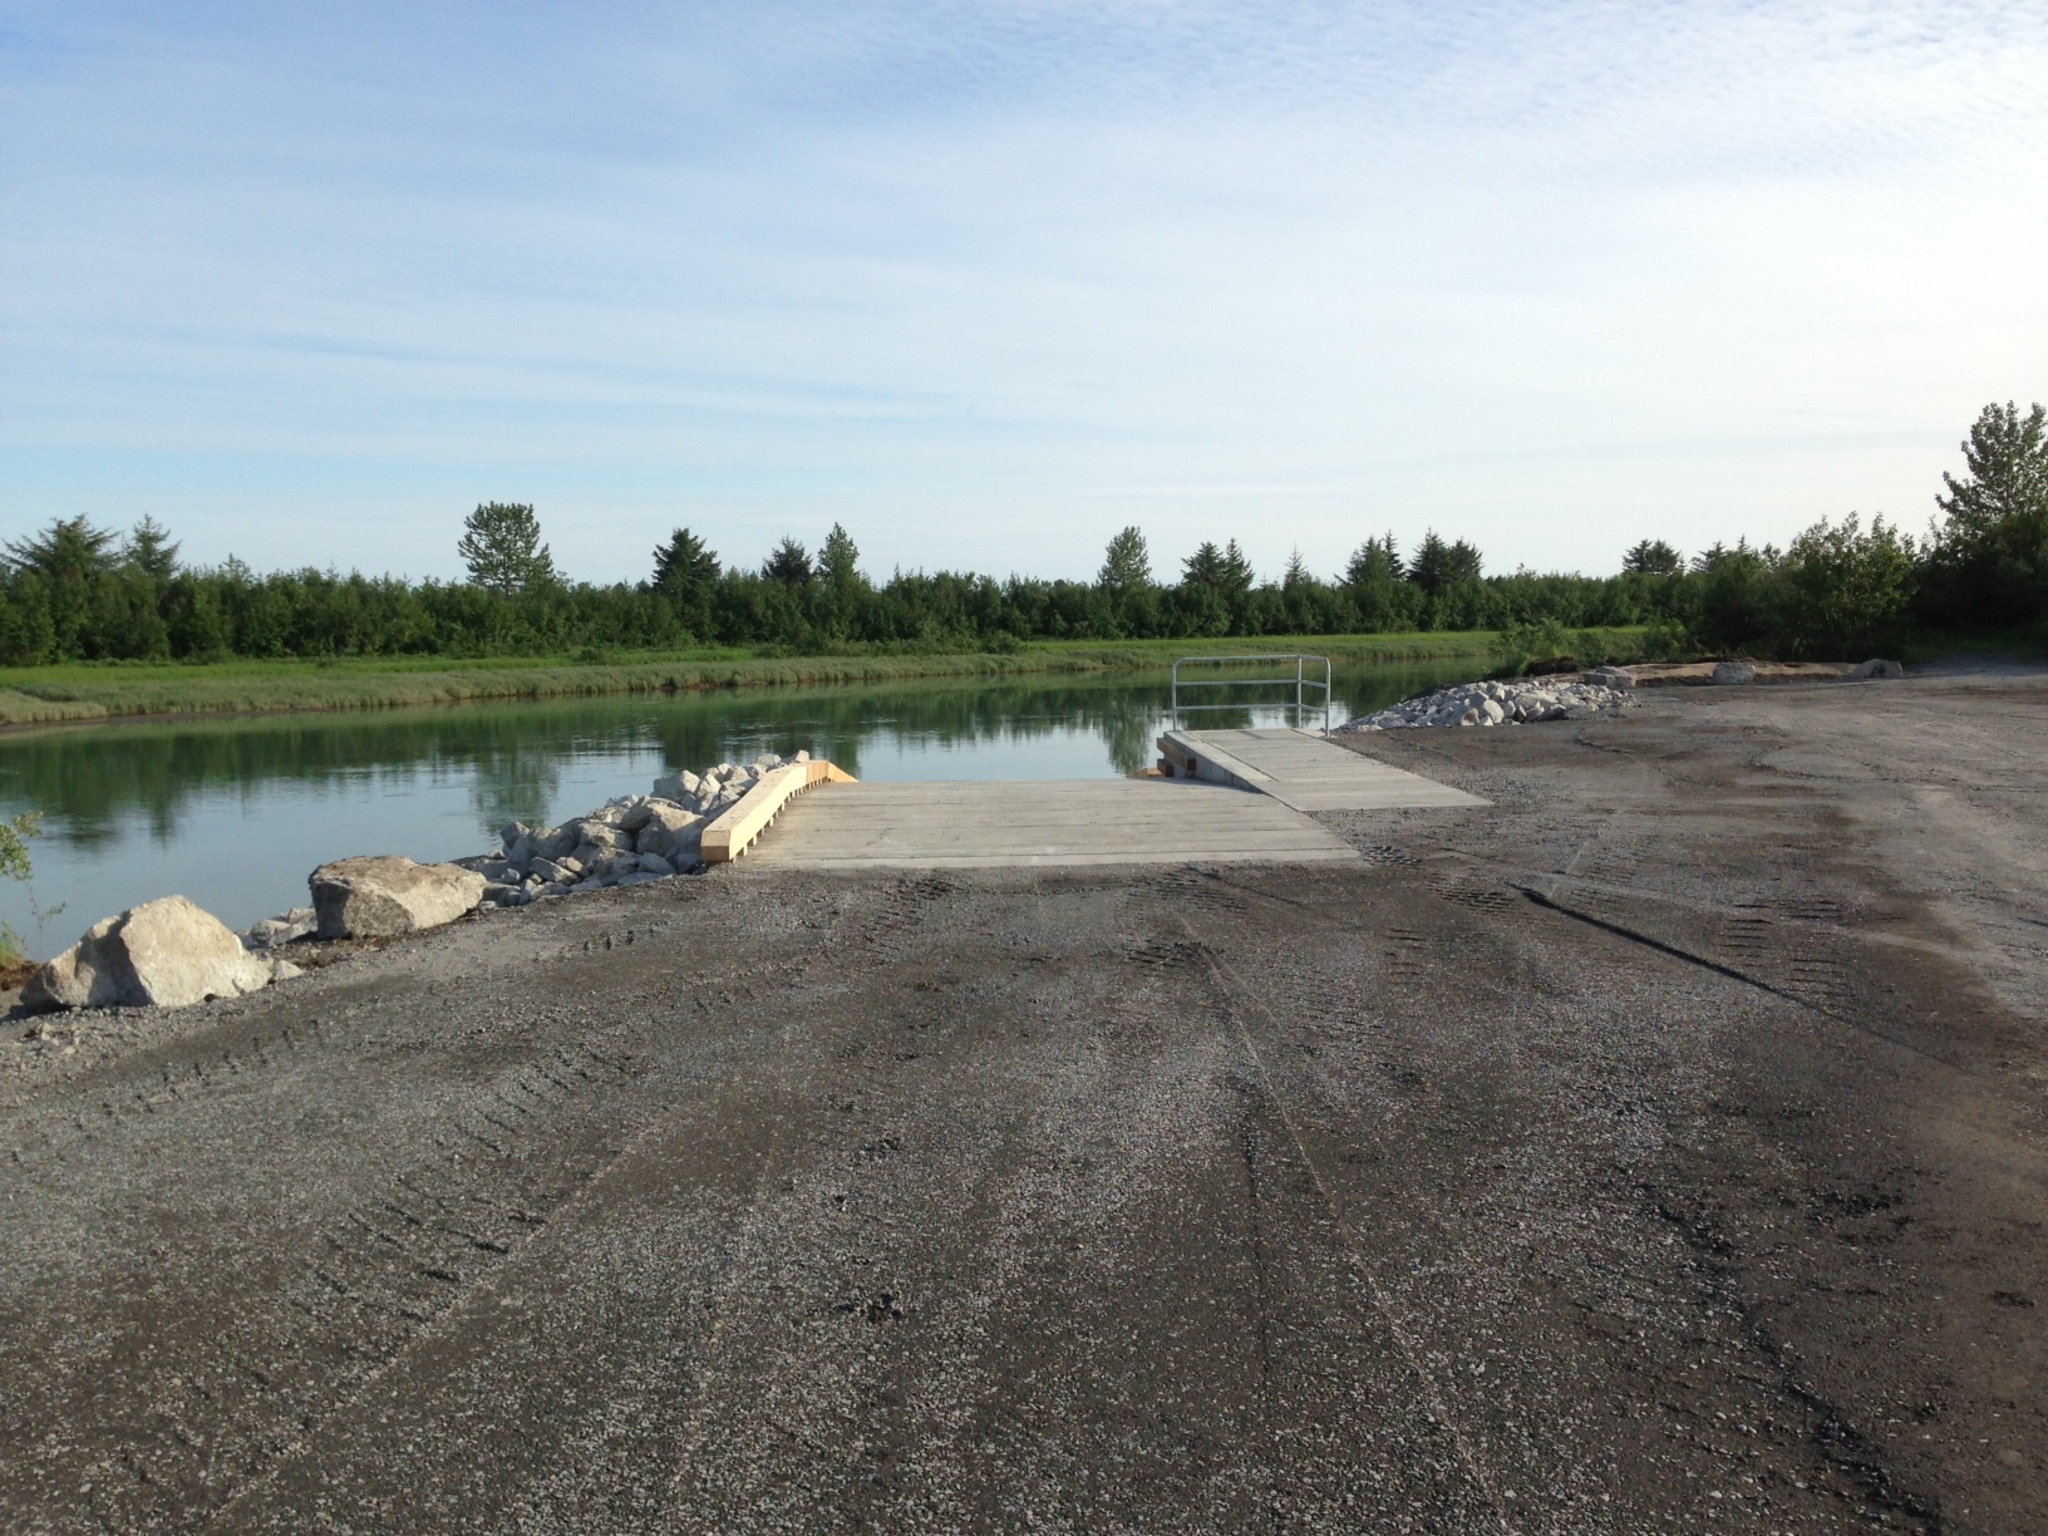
0,631 -> 1547,731
4,678 -> 2044,1522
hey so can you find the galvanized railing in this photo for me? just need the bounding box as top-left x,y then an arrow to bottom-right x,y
1170,654 -> 1333,732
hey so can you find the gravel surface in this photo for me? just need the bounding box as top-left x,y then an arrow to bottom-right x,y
2,672 -> 2044,1533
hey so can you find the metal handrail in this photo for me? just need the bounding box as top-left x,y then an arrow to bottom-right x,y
1171,653 -> 1332,732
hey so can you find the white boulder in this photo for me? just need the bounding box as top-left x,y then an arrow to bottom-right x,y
310,855 -> 487,940
26,895 -> 275,1011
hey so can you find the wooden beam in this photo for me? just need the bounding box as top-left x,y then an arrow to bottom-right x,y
701,760 -> 858,864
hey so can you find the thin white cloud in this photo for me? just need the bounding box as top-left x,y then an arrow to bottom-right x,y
2,2 -> 2044,582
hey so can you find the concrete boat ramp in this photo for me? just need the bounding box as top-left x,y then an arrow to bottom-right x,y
739,728 -> 1485,871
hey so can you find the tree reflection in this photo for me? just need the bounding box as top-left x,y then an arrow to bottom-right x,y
0,660 -> 1475,844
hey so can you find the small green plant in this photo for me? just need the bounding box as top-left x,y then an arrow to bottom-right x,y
0,811 -> 63,967
0,813 -> 31,885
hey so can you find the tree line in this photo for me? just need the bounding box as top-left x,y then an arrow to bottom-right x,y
3,401 -> 2042,667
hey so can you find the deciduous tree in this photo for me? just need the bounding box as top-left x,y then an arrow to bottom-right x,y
1925,400 -> 2048,628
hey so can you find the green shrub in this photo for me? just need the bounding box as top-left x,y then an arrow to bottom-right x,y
1773,514 -> 1916,659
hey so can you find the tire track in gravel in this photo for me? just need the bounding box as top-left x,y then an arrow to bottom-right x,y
1170,903 -> 1515,1535
209,868 -> 982,1530
0,874 -> 968,1533
1173,859 -> 1969,1533
214,876 -> 1189,1531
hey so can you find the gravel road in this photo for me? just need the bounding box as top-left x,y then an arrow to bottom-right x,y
3,673 -> 2044,1533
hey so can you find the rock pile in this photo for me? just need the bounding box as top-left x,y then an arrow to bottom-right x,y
1340,675 -> 1639,731
470,750 -> 810,909
22,750 -> 818,1013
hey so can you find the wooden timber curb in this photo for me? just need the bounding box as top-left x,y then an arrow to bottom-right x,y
701,759 -> 858,864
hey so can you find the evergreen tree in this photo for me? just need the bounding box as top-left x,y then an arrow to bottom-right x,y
1220,539 -> 1254,595
651,527 -> 721,595
1180,541 -> 1224,590
0,571 -> 55,664
1182,540 -> 1253,596
1621,539 -> 1682,576
457,502 -> 556,597
1408,532 -> 1482,595
125,515 -> 182,582
1345,534 -> 1404,586
1408,532 -> 1448,594
763,537 -> 813,586
4,517 -> 117,658
1282,548 -> 1311,589
4,516 -> 117,585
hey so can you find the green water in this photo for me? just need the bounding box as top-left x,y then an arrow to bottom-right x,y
0,661 -> 1475,946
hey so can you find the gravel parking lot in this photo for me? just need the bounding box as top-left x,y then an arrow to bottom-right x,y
3,673 -> 2043,1533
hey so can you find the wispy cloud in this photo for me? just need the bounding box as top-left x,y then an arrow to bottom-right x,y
2,2 -> 2044,582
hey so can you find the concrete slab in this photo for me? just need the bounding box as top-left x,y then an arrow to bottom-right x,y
1167,727 -> 1488,813
739,778 -> 1362,869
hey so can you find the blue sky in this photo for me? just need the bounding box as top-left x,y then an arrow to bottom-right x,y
3,2 -> 2045,586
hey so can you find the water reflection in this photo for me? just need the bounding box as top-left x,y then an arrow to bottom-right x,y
0,661 -> 1472,938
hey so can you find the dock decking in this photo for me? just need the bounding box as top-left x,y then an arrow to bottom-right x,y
1159,727 -> 1489,812
739,778 -> 1362,869
733,730 -> 1482,870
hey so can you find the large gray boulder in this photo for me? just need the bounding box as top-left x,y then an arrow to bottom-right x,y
26,895 -> 274,1010
310,856 -> 487,940
1852,657 -> 1904,680
652,769 -> 702,803
633,803 -> 705,864
566,819 -> 634,854
1712,660 -> 1758,685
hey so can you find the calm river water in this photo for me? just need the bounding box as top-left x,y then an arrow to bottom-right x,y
0,661 -> 1476,946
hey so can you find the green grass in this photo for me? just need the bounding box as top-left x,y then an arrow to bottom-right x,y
0,630 -> 1629,727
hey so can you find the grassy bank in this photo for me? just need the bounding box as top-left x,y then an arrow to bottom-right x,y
0,629 -> 1625,728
